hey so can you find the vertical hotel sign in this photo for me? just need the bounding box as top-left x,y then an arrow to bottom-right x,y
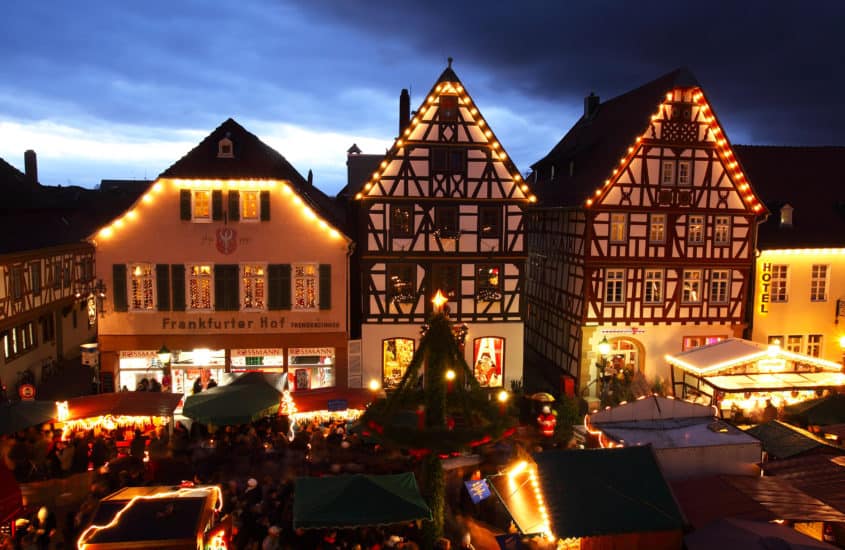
758,262 -> 772,314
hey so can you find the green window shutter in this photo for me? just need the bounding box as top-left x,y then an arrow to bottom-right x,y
260,190 -> 270,221
180,190 -> 191,220
112,264 -> 127,312
155,264 -> 171,311
319,264 -> 331,310
171,264 -> 186,311
212,190 -> 223,221
214,264 -> 239,311
267,264 -> 290,310
228,191 -> 240,222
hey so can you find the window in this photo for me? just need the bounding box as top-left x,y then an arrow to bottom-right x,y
388,264 -> 417,307
771,265 -> 788,302
217,137 -> 234,158
241,190 -> 260,221
289,347 -> 335,391
391,205 -> 413,238
431,148 -> 466,174
807,334 -> 823,357
435,206 -> 459,235
62,259 -> 72,290
786,335 -> 803,353
682,270 -> 701,303
51,262 -> 61,290
605,269 -> 624,304
192,190 -> 212,221
293,264 -> 318,311
439,95 -> 459,121
432,264 -> 459,301
610,213 -> 627,243
768,335 -> 783,346
644,269 -> 663,304
649,214 -> 666,243
709,270 -> 730,304
810,264 -> 828,302
479,206 -> 500,239
10,266 -> 24,300
473,337 -> 504,388
687,215 -> 704,244
383,338 -> 415,390
188,264 -> 213,310
714,216 -> 730,245
242,264 -> 266,310
29,263 -> 41,295
660,160 -> 675,185
677,160 -> 691,185
40,314 -> 54,342
129,263 -> 155,310
682,336 -> 726,351
477,265 -> 502,301
2,321 -> 36,361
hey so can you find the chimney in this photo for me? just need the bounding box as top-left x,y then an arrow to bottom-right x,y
307,169 -> 313,186
24,150 -> 38,187
399,88 -> 410,135
584,92 -> 600,119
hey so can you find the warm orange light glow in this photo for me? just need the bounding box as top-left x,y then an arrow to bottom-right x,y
497,390 -> 509,403
368,379 -> 381,392
445,369 -> 456,381
432,290 -> 448,311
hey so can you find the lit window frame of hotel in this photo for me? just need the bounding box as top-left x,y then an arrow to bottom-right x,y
292,263 -> 318,311
129,263 -> 156,311
807,334 -> 823,357
713,216 -> 731,246
770,265 -> 789,303
810,264 -> 829,302
192,189 -> 213,222
708,270 -> 730,305
241,264 -> 267,311
188,264 -> 214,311
240,190 -> 261,222
786,334 -> 803,353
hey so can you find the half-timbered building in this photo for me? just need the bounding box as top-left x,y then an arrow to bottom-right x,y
347,62 -> 535,391
525,69 -> 767,395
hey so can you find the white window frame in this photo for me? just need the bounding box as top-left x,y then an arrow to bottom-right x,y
644,269 -> 663,304
192,189 -> 212,222
709,270 -> 730,304
660,160 -> 675,185
605,269 -> 625,304
677,160 -> 691,186
129,262 -> 155,311
810,264 -> 828,302
649,214 -> 666,243
682,270 -> 701,303
714,216 -> 730,246
293,263 -> 319,311
687,215 -> 704,245
241,264 -> 266,311
771,265 -> 788,303
241,190 -> 261,222
188,264 -> 214,311
609,213 -> 627,243
807,334 -> 823,357
786,335 -> 803,353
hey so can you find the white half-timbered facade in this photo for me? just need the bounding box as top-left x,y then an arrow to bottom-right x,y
350,62 -> 535,391
526,69 -> 768,395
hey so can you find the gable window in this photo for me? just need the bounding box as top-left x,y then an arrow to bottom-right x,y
682,270 -> 701,303
439,95 -> 459,121
241,190 -> 260,221
242,264 -> 266,310
649,214 -> 666,243
293,264 -> 318,311
217,137 -> 234,158
609,213 -> 627,243
129,263 -> 155,310
476,265 -> 502,302
431,148 -> 467,174
388,264 -> 417,307
714,216 -> 730,245
644,269 -> 663,304
432,264 -> 459,301
188,264 -> 213,310
807,334 -> 823,357
810,264 -> 828,302
479,206 -> 500,239
709,270 -> 730,304
771,265 -> 788,302
391,205 -> 414,238
660,160 -> 675,185
677,160 -> 691,186
192,190 -> 212,221
605,269 -> 624,304
687,215 -> 704,244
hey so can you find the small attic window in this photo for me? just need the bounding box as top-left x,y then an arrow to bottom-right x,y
218,137 -> 234,159
780,204 -> 793,227
439,95 -> 458,121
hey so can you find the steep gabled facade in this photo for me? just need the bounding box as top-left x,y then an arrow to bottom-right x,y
349,63 -> 535,390
93,119 -> 354,405
526,69 -> 767,394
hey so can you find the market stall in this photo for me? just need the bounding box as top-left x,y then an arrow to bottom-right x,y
181,372 -> 281,425
666,338 -> 845,421
0,400 -> 58,435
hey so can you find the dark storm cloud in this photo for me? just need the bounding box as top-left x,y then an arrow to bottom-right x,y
300,0 -> 845,145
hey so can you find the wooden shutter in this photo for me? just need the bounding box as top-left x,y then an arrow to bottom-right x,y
260,190 -> 270,221
319,264 -> 331,310
171,264 -> 186,311
155,264 -> 170,311
268,264 -> 291,310
214,264 -> 239,311
112,264 -> 127,312
228,191 -> 240,222
212,190 -> 223,221
180,190 -> 191,220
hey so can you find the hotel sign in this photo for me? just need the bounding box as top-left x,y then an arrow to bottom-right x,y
758,262 -> 772,314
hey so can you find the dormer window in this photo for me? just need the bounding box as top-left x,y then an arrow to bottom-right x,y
780,204 -> 793,227
218,137 -> 234,158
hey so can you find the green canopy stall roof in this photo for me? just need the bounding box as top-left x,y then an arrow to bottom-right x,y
293,473 -> 431,530
182,372 -> 281,425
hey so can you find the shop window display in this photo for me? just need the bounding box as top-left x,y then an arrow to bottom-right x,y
288,347 -> 335,391
383,338 -> 415,389
473,337 -> 504,387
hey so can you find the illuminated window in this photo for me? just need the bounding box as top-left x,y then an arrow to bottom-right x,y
241,264 -> 266,310
241,190 -> 260,221
771,265 -> 788,302
610,213 -> 627,243
293,264 -> 318,311
388,264 -> 416,309
605,269 -> 624,304
687,215 -> 704,244
383,338 -> 415,390
289,347 -> 335,391
660,160 -> 675,185
129,263 -> 155,310
649,214 -> 666,243
677,160 -> 691,185
682,335 -> 726,351
709,270 -> 729,304
2,321 -> 37,360
192,190 -> 212,221
807,334 -> 823,357
391,205 -> 413,238
188,264 -> 213,310
476,265 -> 502,302
714,216 -> 730,245
810,264 -> 828,302
767,335 -> 783,346
682,270 -> 701,303
644,269 -> 663,304
473,337 -> 504,388
786,335 -> 803,353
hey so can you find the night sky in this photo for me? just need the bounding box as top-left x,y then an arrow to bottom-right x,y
2,0 -> 842,195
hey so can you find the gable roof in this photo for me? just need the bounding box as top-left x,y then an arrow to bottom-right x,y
534,446 -> 685,538
733,145 -> 845,249
745,420 -> 843,459
0,156 -> 28,189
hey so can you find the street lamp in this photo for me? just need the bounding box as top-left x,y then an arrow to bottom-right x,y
157,344 -> 172,366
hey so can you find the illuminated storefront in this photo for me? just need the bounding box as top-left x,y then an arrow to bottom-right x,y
382,338 -> 415,390
473,336 -> 504,387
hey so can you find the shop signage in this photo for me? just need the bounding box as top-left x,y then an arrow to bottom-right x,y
18,384 -> 35,401
231,348 -> 284,358
759,262 -> 772,314
160,317 -> 341,331
601,327 -> 646,335
120,350 -> 157,359
290,347 -> 336,357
